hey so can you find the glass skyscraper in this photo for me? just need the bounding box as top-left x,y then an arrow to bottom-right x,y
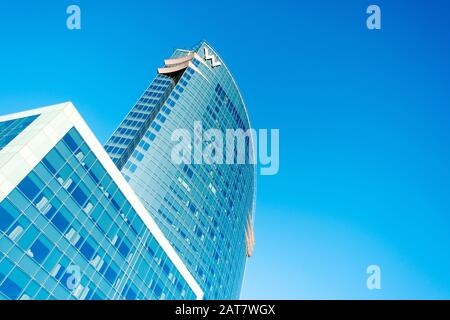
104,41 -> 256,299
0,103 -> 202,300
0,41 -> 255,300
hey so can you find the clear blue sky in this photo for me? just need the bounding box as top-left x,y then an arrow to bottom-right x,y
1,0 -> 450,299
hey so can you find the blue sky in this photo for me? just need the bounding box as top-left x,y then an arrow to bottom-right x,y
1,0 -> 450,299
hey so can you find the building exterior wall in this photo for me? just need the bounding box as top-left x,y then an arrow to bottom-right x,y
0,103 -> 202,300
105,42 -> 256,299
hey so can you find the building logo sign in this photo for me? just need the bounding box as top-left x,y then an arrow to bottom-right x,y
204,47 -> 222,68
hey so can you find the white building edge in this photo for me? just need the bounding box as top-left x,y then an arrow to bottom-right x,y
0,102 -> 204,300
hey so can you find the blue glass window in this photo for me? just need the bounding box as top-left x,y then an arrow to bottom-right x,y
30,237 -> 51,264
18,224 -> 39,248
0,274 -> 22,299
18,176 -> 40,201
0,115 -> 38,151
52,211 -> 69,232
125,288 -> 137,300
118,241 -> 130,257
0,204 -> 15,232
71,185 -> 88,207
192,59 -> 200,67
167,98 -> 176,107
129,163 -> 137,173
62,132 -> 80,152
105,265 -> 118,285
151,282 -> 162,297
80,240 -> 95,260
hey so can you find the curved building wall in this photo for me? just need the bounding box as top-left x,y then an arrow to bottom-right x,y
105,42 -> 256,299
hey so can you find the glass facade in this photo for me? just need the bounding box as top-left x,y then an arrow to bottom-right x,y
0,115 -> 38,151
0,126 -> 197,300
105,74 -> 177,170
105,41 -> 256,299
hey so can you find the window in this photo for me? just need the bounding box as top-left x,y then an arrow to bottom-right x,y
139,141 -> 150,151
162,262 -> 170,276
133,150 -> 144,162
121,281 -> 138,300
0,267 -> 30,300
129,163 -> 137,173
30,237 -> 51,264
167,98 -> 175,107
43,248 -> 62,273
18,224 -> 39,249
52,211 -> 69,233
151,122 -> 161,132
44,205 -> 57,219
118,240 -> 130,257
151,282 -> 162,298
0,202 -> 17,232
62,133 -> 79,152
42,158 -> 57,174
0,115 -> 38,151
80,240 -> 95,260
0,274 -> 22,299
162,106 -> 171,115
156,114 -> 166,123
104,264 -> 118,285
192,59 -> 200,67
71,185 -> 88,207
44,149 -> 65,174
97,212 -> 113,234
18,176 -> 40,201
